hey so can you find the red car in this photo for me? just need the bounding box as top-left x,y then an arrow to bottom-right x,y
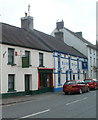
84,79 -> 98,90
63,80 -> 89,94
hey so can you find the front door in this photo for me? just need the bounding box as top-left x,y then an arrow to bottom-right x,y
25,75 -> 30,91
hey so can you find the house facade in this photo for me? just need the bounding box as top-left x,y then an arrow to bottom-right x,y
51,21 -> 97,79
0,15 -> 88,97
0,44 -> 54,97
53,50 -> 88,91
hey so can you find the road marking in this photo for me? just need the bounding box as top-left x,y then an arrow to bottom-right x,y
66,97 -> 88,106
14,109 -> 50,120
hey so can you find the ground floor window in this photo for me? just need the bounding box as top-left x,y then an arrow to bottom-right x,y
66,71 -> 68,81
70,71 -> 72,80
40,73 -> 52,88
8,74 -> 15,92
38,69 -> 53,89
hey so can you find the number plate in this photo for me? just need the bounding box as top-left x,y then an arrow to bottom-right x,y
67,86 -> 72,88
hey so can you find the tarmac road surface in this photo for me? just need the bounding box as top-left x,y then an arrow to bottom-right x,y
2,90 -> 97,119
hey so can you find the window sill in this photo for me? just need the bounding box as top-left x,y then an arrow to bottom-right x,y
8,89 -> 16,93
39,65 -> 45,67
7,63 -> 16,66
22,65 -> 32,68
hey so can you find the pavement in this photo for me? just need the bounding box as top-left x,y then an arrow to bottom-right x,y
0,92 -> 59,106
0,93 -> 46,106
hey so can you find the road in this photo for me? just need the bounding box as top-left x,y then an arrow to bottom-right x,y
2,90 -> 96,119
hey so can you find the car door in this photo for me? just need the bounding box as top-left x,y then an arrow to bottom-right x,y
78,81 -> 86,92
96,80 -> 98,88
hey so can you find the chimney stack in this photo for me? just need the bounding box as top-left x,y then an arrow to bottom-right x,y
56,20 -> 64,30
54,32 -> 64,42
21,13 -> 34,31
54,20 -> 64,41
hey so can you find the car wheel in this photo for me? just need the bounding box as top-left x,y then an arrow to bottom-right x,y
94,86 -> 97,90
65,92 -> 68,95
79,89 -> 83,94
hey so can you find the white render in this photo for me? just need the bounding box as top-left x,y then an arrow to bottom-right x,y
53,52 -> 87,91
1,44 -> 54,94
0,43 -> 88,94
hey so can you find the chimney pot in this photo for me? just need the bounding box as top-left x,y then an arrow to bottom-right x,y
25,12 -> 27,17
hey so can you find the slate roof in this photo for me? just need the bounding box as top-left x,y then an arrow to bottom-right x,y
64,27 -> 96,50
1,22 -> 86,58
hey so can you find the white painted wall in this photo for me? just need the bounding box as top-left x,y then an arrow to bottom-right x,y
1,44 -> 54,93
87,47 -> 97,79
53,52 -> 86,88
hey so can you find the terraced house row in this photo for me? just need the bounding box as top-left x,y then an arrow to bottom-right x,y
0,15 -> 88,97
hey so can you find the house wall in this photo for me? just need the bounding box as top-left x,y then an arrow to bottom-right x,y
87,47 -> 97,79
53,52 -> 88,91
0,44 -> 88,96
51,28 -> 97,79
1,44 -> 53,94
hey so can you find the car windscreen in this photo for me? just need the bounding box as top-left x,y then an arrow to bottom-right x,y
65,81 -> 76,85
84,80 -> 92,83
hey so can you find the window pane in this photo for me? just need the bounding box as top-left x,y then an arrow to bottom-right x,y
22,51 -> 30,68
22,57 -> 29,68
8,48 -> 14,64
39,53 -> 43,66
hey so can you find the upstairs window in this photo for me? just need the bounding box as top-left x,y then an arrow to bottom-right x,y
39,53 -> 43,67
90,48 -> 92,54
8,48 -> 14,65
93,50 -> 95,55
22,51 -> 30,68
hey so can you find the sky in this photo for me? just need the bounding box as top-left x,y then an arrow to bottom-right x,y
0,0 -> 97,45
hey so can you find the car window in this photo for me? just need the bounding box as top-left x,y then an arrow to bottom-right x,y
84,80 -> 92,83
77,81 -> 85,84
65,81 -> 76,85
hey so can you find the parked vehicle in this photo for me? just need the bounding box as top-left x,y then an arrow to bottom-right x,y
84,79 -> 98,90
63,80 -> 89,94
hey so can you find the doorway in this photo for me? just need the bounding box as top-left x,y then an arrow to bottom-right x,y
25,75 -> 30,91
38,69 -> 53,93
73,74 -> 75,80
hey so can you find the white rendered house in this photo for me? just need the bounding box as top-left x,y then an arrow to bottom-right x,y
51,21 -> 97,79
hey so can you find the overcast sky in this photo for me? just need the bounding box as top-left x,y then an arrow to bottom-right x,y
0,0 -> 97,44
